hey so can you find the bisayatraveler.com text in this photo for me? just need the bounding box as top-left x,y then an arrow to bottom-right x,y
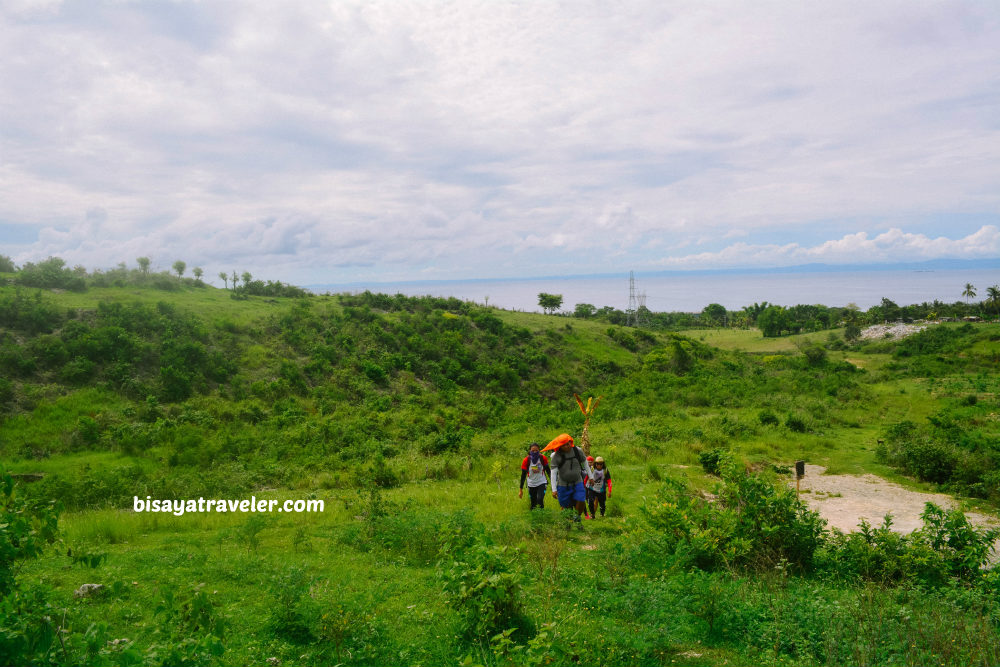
133,496 -> 324,516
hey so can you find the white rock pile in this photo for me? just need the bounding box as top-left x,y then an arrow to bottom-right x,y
859,323 -> 927,340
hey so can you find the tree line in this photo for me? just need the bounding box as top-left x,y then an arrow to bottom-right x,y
540,285 -> 1000,337
0,255 -> 306,298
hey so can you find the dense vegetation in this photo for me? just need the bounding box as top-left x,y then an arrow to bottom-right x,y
573,295 -> 999,335
2,264 -> 1000,666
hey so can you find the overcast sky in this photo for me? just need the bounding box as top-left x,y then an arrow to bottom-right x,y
2,0 -> 999,285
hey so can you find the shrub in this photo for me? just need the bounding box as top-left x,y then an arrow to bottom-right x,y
758,410 -> 780,426
818,504 -> 1000,586
438,540 -> 532,640
641,458 -> 826,572
14,257 -> 86,292
698,448 -> 726,475
901,440 -> 957,484
1,469 -> 61,596
0,378 -> 12,409
785,414 -> 808,433
266,567 -> 316,642
0,290 -> 65,333
801,344 -> 827,366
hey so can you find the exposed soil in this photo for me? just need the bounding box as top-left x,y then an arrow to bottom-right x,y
792,464 -> 1000,559
793,464 -> 997,532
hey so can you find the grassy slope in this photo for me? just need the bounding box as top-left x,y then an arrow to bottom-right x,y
4,283 -> 1000,665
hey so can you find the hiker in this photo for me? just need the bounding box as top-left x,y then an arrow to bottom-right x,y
518,442 -> 551,510
588,456 -> 612,517
542,433 -> 592,521
582,455 -> 595,519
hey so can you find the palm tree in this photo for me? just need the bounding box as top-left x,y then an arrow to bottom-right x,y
963,283 -> 976,304
987,285 -> 1000,319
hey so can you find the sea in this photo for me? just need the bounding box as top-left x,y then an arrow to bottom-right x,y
313,265 -> 1000,314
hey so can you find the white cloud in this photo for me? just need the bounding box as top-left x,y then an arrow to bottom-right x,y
655,225 -> 1000,269
1,1 -> 999,282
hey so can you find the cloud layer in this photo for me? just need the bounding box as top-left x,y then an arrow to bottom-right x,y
2,1 -> 999,282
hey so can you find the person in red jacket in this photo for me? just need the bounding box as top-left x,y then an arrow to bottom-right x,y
588,456 -> 612,517
518,443 -> 551,510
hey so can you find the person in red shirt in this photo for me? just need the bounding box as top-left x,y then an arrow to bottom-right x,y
588,456 -> 612,517
519,442 -> 551,510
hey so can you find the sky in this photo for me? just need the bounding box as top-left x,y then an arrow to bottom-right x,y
2,0 -> 1000,285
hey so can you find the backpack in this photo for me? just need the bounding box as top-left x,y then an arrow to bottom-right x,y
555,446 -> 587,477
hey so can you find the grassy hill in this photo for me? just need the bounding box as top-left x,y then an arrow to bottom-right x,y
2,280 -> 1000,666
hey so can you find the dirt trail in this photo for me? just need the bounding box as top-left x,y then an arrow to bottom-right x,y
793,464 -> 999,536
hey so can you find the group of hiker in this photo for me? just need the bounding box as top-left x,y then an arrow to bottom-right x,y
517,434 -> 612,521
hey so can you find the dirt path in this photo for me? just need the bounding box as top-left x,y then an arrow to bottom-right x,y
793,464 -> 999,535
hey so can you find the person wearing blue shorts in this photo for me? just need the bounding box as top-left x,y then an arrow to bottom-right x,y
543,433 -> 592,522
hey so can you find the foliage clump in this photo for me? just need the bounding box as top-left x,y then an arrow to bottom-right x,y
641,456 -> 826,572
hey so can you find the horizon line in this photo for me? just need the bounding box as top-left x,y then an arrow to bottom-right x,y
309,257 -> 1000,289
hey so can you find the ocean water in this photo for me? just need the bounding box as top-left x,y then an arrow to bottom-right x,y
320,267 -> 1000,313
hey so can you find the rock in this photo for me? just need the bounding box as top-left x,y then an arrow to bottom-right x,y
74,583 -> 105,598
859,323 -> 926,341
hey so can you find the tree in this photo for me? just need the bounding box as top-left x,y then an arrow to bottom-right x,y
241,271 -> 253,286
537,293 -> 563,315
842,302 -> 861,325
963,283 -> 976,304
880,297 -> 900,323
0,255 -> 17,272
701,303 -> 727,327
757,305 -> 788,337
987,285 -> 1000,319
231,270 -> 238,288
574,303 -> 596,319
218,272 -> 228,289
172,260 -> 186,277
136,257 -> 150,275
742,301 -> 769,325
193,267 -> 204,283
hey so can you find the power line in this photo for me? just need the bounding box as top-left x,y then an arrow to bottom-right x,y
626,272 -> 648,327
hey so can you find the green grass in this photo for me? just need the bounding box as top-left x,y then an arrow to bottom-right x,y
5,285 -> 1000,666
692,326 -> 843,353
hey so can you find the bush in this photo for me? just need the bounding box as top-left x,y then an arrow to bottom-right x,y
801,344 -> 827,366
15,257 -> 86,292
0,290 -> 65,334
1,469 -> 61,596
698,448 -> 726,475
901,440 -> 957,484
758,410 -> 780,426
785,414 -> 808,433
437,540 -> 532,640
640,458 -> 826,572
0,378 -> 12,409
818,504 -> 1000,586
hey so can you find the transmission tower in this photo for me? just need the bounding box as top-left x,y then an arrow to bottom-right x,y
626,271 -> 638,326
626,272 -> 648,328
